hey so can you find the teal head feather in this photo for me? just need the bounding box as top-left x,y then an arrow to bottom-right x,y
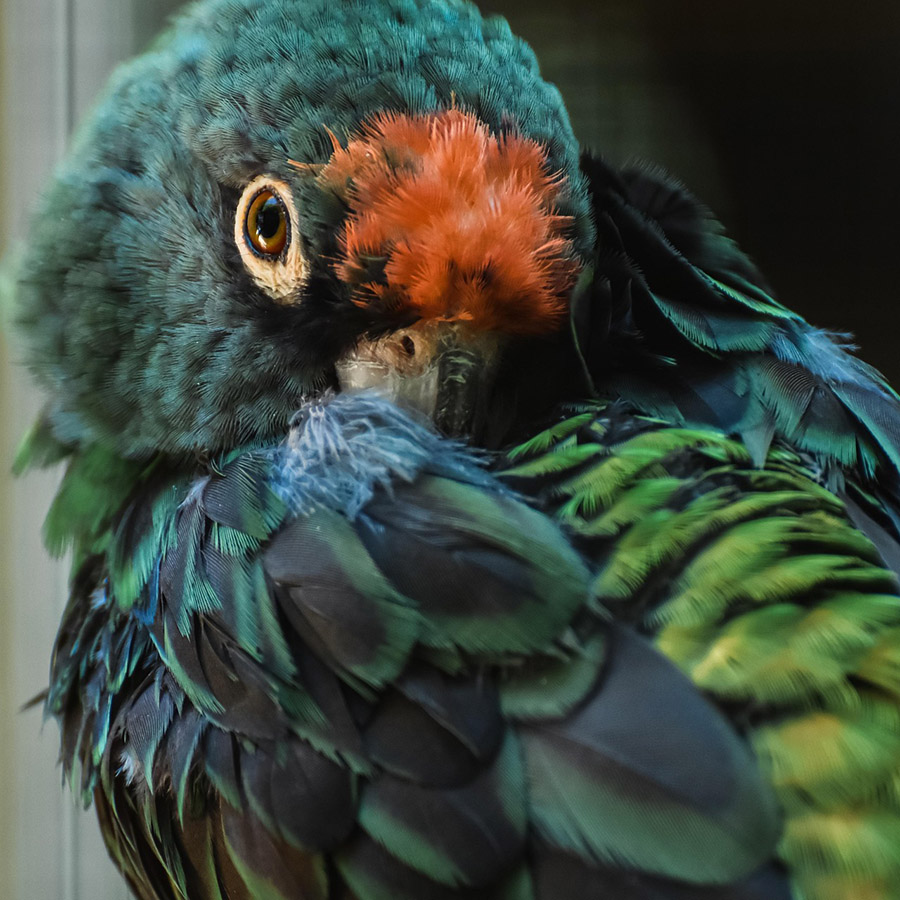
20,0 -> 900,494
15,0 -> 592,461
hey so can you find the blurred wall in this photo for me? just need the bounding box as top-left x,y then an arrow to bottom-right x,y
0,3 -> 181,898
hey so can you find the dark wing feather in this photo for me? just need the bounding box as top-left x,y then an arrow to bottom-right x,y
357,732 -> 527,888
362,666 -> 503,787
520,625 -> 779,884
533,848 -> 792,900
50,396 -> 785,899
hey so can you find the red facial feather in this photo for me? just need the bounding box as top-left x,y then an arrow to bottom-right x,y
320,110 -> 581,335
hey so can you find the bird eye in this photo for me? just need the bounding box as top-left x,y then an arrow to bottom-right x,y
244,188 -> 289,258
234,175 -> 308,303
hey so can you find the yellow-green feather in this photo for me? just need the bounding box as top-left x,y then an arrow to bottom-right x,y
505,402 -> 900,900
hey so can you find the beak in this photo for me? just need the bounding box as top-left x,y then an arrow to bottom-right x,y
335,322 -> 503,436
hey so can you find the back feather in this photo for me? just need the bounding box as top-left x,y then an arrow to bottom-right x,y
576,155 -> 900,506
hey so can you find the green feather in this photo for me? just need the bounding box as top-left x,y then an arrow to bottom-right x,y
506,412 -> 595,460
499,631 -> 606,721
356,732 -> 526,888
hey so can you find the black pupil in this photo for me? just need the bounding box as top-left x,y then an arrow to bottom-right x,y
255,196 -> 283,240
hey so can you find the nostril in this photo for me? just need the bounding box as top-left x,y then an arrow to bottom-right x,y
400,335 -> 416,356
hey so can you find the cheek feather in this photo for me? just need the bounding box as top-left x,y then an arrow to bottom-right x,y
321,110 -> 581,335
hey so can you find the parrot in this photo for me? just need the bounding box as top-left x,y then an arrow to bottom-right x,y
13,0 -> 900,898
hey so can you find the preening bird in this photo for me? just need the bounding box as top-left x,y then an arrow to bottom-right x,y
15,1 -> 900,898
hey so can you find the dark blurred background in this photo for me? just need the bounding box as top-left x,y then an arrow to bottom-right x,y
483,0 -> 900,381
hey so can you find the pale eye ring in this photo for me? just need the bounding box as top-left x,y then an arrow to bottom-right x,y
234,175 -> 308,303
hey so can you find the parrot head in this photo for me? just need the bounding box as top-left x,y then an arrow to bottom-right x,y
16,0 -> 593,459
248,106 -> 583,433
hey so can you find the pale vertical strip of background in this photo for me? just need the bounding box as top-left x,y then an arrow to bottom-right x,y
0,1 -> 178,897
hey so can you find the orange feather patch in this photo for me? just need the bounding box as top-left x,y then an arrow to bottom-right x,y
319,110 -> 581,335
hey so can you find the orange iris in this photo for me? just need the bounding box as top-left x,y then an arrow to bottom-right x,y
245,189 -> 288,257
